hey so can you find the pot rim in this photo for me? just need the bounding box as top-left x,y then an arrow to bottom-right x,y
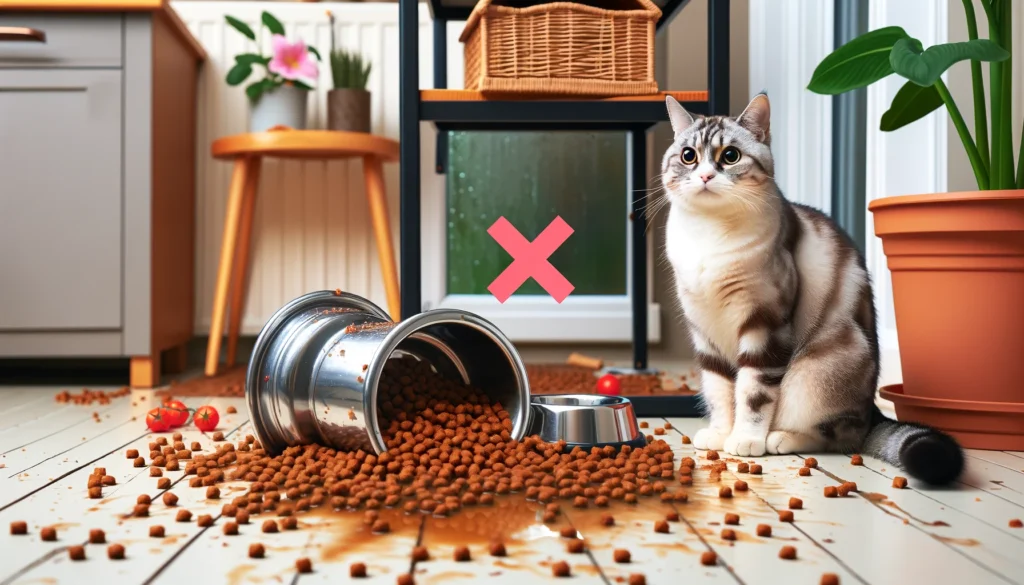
868,189 -> 1024,212
879,384 -> 1024,413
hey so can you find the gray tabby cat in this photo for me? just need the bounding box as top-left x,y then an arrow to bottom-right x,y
661,93 -> 963,484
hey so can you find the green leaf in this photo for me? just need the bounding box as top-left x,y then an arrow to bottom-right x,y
226,62 -> 253,86
245,79 -> 274,103
307,46 -> 322,61
225,15 -> 255,41
807,26 -> 909,94
261,11 -> 285,36
291,80 -> 314,91
235,53 -> 269,66
880,80 -> 944,131
890,38 -> 1010,86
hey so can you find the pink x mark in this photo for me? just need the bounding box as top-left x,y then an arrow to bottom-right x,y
487,216 -> 575,303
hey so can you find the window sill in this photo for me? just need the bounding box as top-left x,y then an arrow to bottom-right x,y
434,295 -> 661,343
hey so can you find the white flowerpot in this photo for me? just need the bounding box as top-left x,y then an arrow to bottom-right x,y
250,83 -> 308,132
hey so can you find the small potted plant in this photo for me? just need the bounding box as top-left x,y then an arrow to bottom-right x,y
808,0 -> 1023,448
225,11 -> 321,132
326,10 -> 372,133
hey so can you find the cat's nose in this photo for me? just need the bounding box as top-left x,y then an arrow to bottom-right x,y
700,171 -> 716,183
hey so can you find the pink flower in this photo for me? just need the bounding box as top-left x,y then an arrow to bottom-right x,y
268,34 -> 318,82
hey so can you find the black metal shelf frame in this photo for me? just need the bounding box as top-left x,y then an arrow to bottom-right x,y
399,0 -> 730,372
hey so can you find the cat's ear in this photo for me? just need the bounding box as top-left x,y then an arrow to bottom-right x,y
666,95 -> 694,136
737,92 -> 771,144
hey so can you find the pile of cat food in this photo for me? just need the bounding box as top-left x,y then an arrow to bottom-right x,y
54,386 -> 131,406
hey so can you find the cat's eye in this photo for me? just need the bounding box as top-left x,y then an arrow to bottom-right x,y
680,147 -> 697,165
721,147 -> 741,164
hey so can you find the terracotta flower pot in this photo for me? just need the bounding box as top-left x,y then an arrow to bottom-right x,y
327,89 -> 371,133
870,189 -> 1024,450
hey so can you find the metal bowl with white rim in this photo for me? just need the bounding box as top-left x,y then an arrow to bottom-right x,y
528,394 -> 647,450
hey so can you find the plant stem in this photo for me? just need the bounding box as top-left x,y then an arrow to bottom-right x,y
961,0 -> 989,174
999,0 -> 1014,189
1018,118 -> 1024,188
986,0 -> 1003,189
935,79 -> 988,190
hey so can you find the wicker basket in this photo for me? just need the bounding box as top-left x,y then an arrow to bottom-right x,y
460,0 -> 661,97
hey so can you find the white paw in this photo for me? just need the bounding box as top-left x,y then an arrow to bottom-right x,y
766,431 -> 798,454
693,428 -> 729,451
724,432 -> 767,457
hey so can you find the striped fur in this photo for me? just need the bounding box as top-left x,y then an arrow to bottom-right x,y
660,94 -> 963,484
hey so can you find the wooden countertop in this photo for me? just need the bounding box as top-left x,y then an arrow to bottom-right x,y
0,0 -> 206,61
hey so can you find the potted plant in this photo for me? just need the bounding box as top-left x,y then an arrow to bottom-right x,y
808,0 -> 1024,449
225,11 -> 321,132
325,10 -> 372,133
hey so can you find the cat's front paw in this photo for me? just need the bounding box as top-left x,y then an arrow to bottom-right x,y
766,431 -> 804,454
724,432 -> 767,457
692,428 -> 729,451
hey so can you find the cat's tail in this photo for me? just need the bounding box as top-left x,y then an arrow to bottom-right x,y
860,405 -> 964,485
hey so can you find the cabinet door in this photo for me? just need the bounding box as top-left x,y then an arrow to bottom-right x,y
0,69 -> 123,330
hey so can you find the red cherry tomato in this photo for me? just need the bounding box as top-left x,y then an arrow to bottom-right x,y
596,374 -> 621,396
163,400 -> 190,428
146,408 -> 171,432
194,405 -> 219,432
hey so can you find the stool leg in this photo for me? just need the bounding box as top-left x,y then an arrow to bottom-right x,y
226,158 -> 263,368
130,355 -> 160,389
205,157 -> 251,377
363,155 -> 401,320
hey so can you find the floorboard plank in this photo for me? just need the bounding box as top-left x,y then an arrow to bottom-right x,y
0,400 -> 129,459
0,391 -> 53,426
957,457 -> 1024,508
967,450 -> 1024,476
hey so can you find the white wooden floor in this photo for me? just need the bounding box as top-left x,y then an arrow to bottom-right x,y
1,386 -> 1022,585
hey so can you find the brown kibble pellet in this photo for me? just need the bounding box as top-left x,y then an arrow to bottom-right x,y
282,517 -> 298,530
737,462 -> 749,473
559,526 -> 577,538
398,575 -> 415,585
262,520 -> 278,533
821,574 -> 840,585
640,422 -> 649,429
126,449 -> 139,459
133,457 -> 145,468
721,528 -> 736,541
838,481 -> 857,496
213,432 -> 225,441
566,539 -> 585,554
779,545 -> 797,560
734,480 -> 748,492
107,543 -> 125,560
163,492 -> 178,506
614,548 -> 631,563
371,520 -> 390,534
824,486 -> 838,498
88,486 -> 102,499
666,512 -> 680,522
236,510 -> 250,524
893,476 -> 908,489
600,514 -> 615,526
756,523 -> 772,537
93,467 -> 106,476
68,545 -> 86,561
654,428 -> 665,436
249,543 -> 265,559
137,494 -> 152,505
149,525 -> 164,538
134,503 -> 150,517
150,467 -> 162,477
197,515 -> 213,527
454,545 -> 471,561
850,454 -> 863,465
350,562 -> 367,577
176,509 -> 192,522
102,475 -> 115,485
226,406 -> 237,414
89,529 -> 105,544
412,546 -> 429,562
706,450 -> 720,461
207,486 -> 220,499
788,497 -> 803,509
700,551 -> 717,566
489,542 -> 507,557
629,574 -> 647,585
224,522 -> 238,535
654,520 -> 669,533
779,510 -> 794,522
750,464 -> 763,474
552,560 -> 571,577
87,475 -> 101,489
724,513 -> 739,525
719,487 -> 733,499
572,496 -> 587,508
10,521 -> 27,535
191,441 -> 201,451
296,557 -> 313,573
157,478 -> 171,489
1008,519 -> 1022,528
681,435 -> 691,444
804,457 -> 818,468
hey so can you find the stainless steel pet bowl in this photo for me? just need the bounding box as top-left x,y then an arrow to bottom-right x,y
528,394 -> 646,450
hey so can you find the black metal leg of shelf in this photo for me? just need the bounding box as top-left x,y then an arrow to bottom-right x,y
399,0 -> 421,318
629,127 -> 648,371
433,18 -> 448,174
708,0 -> 730,115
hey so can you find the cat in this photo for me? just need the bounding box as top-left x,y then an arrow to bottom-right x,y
659,93 -> 963,484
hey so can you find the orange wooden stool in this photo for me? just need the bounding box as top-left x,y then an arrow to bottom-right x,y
205,128 -> 400,377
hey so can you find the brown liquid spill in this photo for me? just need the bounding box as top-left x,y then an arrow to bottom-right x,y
314,506 -> 422,562
47,522 -> 78,531
644,542 -> 696,554
935,535 -> 981,547
420,571 -> 478,584
226,564 -> 257,585
421,496 -> 546,546
863,492 -> 950,527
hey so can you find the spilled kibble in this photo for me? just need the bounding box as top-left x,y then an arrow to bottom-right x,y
149,525 -> 165,538
108,544 -> 125,560
552,560 -> 571,577
176,509 -> 192,522
756,524 -> 772,537
654,520 -> 669,533
614,548 -> 631,563
489,542 -> 507,557
224,522 -> 239,535
600,514 -> 615,527
893,476 -> 908,489
799,467 -> 811,477
1009,519 -> 1022,528
838,481 -> 857,496
262,520 -> 278,533
750,464 -> 763,474
89,529 -> 105,544
567,539 -> 585,554
681,435 -> 691,444
701,551 -> 718,566
737,462 -> 749,473
850,454 -> 863,465
249,543 -> 265,559
41,527 -> 57,541
629,574 -> 647,585
719,487 -> 733,499
779,545 -> 798,560
824,486 -> 838,498
68,545 -> 86,561
734,480 -> 748,492
724,513 -> 739,525
821,574 -> 840,585
559,526 -> 577,538
412,546 -> 429,562
788,497 -> 803,509
706,450 -> 720,461
197,515 -> 213,527
804,457 -> 818,468
779,510 -> 794,522
296,557 -> 313,573
162,492 -> 178,506
126,449 -> 139,459
350,562 -> 367,577
454,546 -> 471,561
721,528 -> 736,541
10,521 -> 27,535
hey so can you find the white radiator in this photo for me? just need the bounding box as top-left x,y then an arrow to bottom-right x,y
174,2 -> 456,335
